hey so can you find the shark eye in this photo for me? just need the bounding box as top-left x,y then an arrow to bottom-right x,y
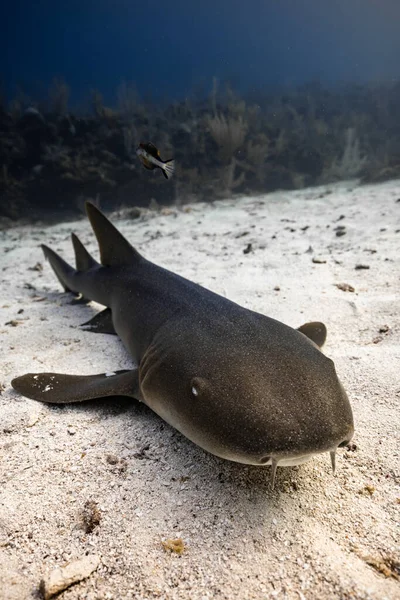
190,377 -> 204,398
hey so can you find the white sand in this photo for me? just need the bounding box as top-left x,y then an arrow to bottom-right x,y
0,180 -> 399,600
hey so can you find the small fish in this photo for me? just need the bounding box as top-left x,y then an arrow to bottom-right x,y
136,142 -> 175,179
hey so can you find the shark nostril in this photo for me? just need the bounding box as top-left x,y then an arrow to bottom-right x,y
260,456 -> 270,464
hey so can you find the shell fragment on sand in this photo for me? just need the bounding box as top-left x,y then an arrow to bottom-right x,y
39,554 -> 100,599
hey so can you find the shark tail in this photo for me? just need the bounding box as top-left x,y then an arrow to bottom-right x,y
41,244 -> 78,294
41,234 -> 99,301
41,204 -> 141,304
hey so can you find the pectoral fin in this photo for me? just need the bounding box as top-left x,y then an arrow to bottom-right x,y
11,369 -> 140,404
297,321 -> 327,349
81,308 -> 117,335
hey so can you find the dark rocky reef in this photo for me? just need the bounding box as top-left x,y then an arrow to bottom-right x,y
1,80 -> 400,224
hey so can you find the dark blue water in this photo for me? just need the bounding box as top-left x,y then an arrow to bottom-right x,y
2,0 -> 400,104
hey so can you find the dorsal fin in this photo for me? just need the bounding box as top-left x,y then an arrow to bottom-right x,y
85,202 -> 142,267
71,233 -> 98,271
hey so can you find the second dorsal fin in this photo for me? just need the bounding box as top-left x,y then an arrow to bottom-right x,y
85,201 -> 142,267
71,233 -> 98,271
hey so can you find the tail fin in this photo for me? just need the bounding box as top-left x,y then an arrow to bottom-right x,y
162,159 -> 175,180
85,201 -> 142,267
71,233 -> 98,271
41,244 -> 77,293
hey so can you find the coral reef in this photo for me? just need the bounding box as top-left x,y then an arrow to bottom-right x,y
1,79 -> 400,222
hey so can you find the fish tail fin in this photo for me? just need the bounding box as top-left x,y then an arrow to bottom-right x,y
162,159 -> 175,180
71,233 -> 98,271
41,244 -> 78,294
85,201 -> 142,267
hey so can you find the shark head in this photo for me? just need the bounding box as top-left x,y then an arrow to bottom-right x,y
140,315 -> 354,487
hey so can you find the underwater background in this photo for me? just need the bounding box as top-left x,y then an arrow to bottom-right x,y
1,0 -> 400,222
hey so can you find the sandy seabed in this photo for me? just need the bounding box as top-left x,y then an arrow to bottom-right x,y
0,180 -> 399,600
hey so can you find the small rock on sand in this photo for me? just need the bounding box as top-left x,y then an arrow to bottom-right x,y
39,554 -> 100,599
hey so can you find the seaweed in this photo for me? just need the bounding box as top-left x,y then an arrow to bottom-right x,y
161,538 -> 186,555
